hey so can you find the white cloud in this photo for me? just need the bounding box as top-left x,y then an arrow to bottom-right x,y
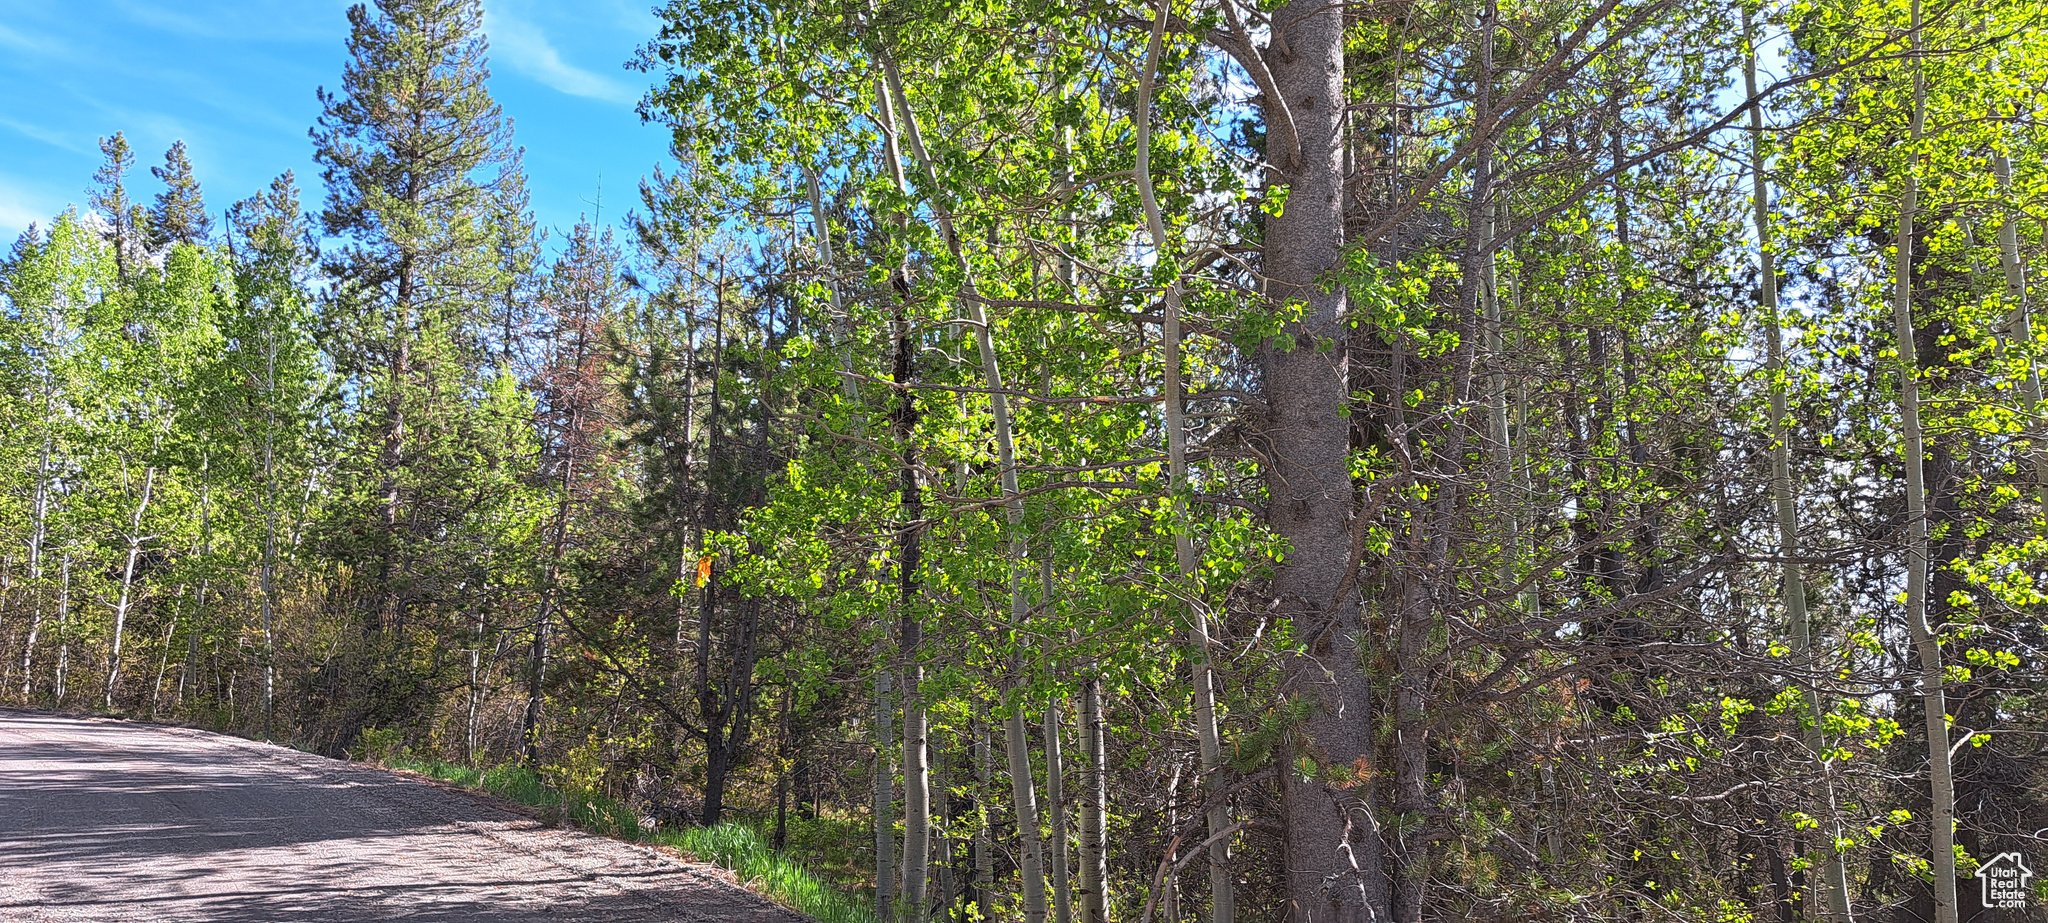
484,7 -> 636,105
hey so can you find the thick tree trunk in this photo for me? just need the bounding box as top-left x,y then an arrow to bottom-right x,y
1256,1 -> 1386,919
869,73 -> 918,923
1003,694 -> 1051,923
703,597 -> 759,827
900,618 -> 930,923
521,564 -> 555,768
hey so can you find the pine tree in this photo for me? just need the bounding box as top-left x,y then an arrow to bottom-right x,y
148,141 -> 213,249
519,219 -> 629,766
88,133 -> 146,278
310,0 -> 532,639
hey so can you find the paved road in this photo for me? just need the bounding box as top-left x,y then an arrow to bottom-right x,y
0,710 -> 805,922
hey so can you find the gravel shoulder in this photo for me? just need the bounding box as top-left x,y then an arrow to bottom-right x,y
0,709 -> 809,923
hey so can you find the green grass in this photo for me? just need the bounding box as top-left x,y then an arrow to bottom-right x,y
654,823 -> 875,923
382,757 -> 871,923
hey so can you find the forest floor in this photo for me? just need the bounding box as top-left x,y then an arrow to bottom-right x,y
0,709 -> 812,922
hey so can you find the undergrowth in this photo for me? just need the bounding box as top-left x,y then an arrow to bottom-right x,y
382,755 -> 872,923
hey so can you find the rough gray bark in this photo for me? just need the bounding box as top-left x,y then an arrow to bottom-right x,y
1253,1 -> 1386,918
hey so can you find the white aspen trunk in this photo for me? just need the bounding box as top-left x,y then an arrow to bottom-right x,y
1891,10 -> 1958,920
1990,151 -> 2046,510
467,613 -> 482,760
20,436 -> 53,697
975,724 -> 996,923
872,75 -> 922,923
182,468 -> 213,717
150,607 -> 182,718
1133,8 -> 1231,920
1039,395 -> 1074,923
260,332 -> 282,736
901,663 -> 930,922
805,167 -> 865,412
1077,676 -> 1112,923
880,54 -> 1048,923
1003,686 -> 1050,923
106,464 -> 157,712
1742,17 -> 1852,919
1044,699 -> 1075,923
180,587 -> 198,706
934,739 -> 957,920
54,554 -> 71,705
874,638 -> 897,923
1162,759 -> 1184,923
260,522 -> 278,735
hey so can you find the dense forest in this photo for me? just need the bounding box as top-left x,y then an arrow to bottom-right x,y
3,0 -> 2047,920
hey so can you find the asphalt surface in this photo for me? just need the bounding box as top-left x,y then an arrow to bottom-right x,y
0,710 -> 808,922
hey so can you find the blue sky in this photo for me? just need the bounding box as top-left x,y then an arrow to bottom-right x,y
0,0 -> 673,248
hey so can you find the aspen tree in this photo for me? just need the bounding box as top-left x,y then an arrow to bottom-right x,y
1134,4 -> 1231,919
1889,4 -> 1960,919
1744,10 -> 1853,917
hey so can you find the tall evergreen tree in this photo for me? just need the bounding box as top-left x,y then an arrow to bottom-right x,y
309,0 -> 532,639
88,133 -> 146,278
148,140 -> 213,250
519,219 -> 629,766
